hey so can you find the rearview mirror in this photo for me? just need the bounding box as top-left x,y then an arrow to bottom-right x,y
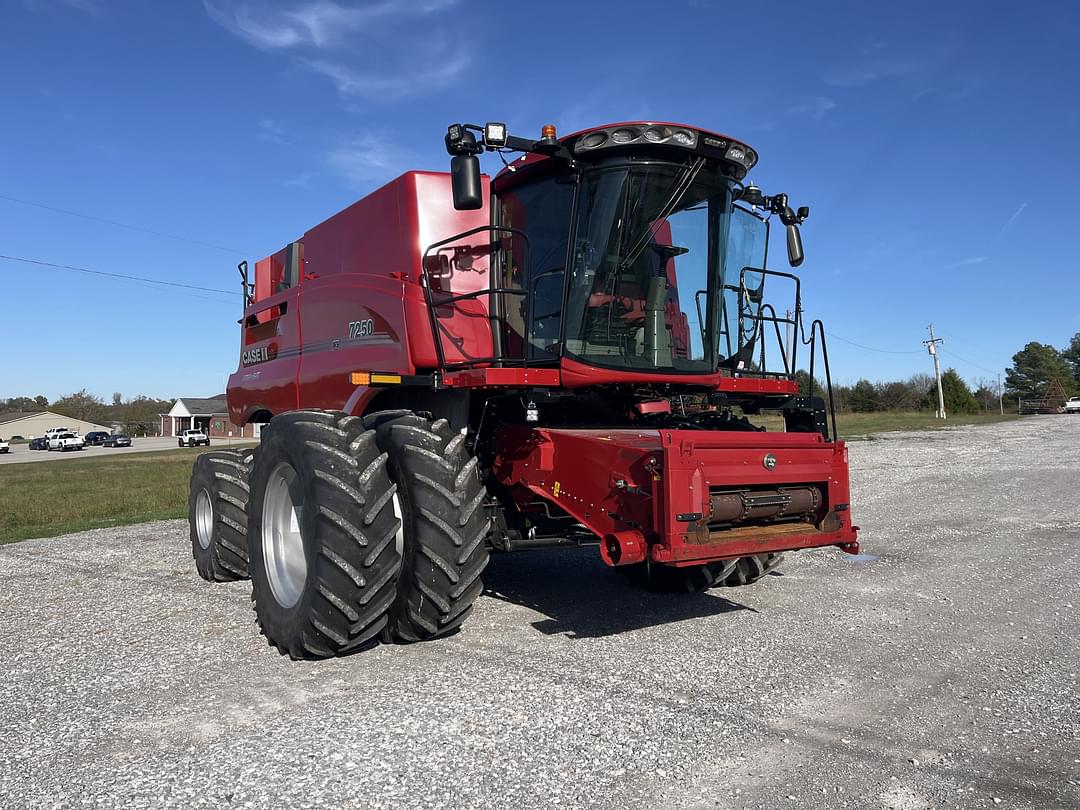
451,154 -> 483,210
786,223 -> 804,267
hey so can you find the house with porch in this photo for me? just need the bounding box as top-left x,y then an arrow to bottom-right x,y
161,396 -> 259,439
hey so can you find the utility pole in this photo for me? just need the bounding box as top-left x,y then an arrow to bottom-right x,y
924,324 -> 946,419
997,372 -> 1003,415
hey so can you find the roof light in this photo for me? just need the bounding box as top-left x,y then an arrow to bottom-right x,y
611,127 -> 641,144
671,129 -> 696,146
580,131 -> 608,149
484,122 -> 507,147
644,126 -> 670,143
541,124 -> 557,140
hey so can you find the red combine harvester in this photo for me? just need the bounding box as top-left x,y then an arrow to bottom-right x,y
188,120 -> 858,658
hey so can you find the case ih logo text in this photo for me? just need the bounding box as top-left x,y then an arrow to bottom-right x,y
242,346 -> 276,366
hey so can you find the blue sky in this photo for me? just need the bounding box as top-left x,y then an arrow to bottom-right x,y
2,0 -> 1078,401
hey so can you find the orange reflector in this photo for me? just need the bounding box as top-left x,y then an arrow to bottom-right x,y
541,124 -> 557,140
349,372 -> 371,385
370,373 -> 401,385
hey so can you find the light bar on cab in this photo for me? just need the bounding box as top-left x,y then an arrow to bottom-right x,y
572,123 -> 758,174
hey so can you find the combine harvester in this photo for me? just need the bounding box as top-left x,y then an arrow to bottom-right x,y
188,119 -> 859,658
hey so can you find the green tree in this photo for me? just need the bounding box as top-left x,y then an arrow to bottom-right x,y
924,368 -> 979,414
1005,342 -> 1077,399
849,379 -> 880,412
1062,332 -> 1080,389
793,369 -> 827,398
50,389 -> 107,424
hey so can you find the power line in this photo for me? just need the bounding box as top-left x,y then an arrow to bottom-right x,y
0,193 -> 253,256
826,331 -> 923,355
0,253 -> 240,298
939,346 -> 999,375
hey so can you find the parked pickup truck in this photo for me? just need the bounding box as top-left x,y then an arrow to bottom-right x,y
178,429 -> 210,448
1065,396 -> 1080,414
49,432 -> 85,452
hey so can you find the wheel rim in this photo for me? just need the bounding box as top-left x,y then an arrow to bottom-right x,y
195,488 -> 214,550
391,492 -> 405,556
262,462 -> 307,608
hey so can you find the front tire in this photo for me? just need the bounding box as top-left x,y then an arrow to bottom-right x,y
246,410 -> 402,659
364,410 -> 490,643
189,449 -> 254,581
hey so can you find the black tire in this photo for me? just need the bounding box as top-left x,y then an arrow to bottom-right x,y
363,410 -> 490,643
721,553 -> 784,586
178,439 -> 183,447
189,448 -> 253,582
619,559 -> 739,592
246,410 -> 402,659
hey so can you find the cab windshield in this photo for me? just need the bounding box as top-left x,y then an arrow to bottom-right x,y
494,157 -> 767,373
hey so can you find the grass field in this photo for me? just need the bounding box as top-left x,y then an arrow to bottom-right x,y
0,450 -> 202,544
0,412 -> 1026,544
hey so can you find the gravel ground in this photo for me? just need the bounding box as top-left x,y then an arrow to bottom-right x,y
1,416 -> 1077,809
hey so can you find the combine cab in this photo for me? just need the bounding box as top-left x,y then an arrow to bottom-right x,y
188,119 -> 858,658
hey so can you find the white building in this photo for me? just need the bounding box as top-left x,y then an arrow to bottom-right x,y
0,410 -> 111,439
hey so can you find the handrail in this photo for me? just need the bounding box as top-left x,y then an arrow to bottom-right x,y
421,225 -> 533,370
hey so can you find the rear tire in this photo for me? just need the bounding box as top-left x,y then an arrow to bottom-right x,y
189,448 -> 253,582
722,553 -> 784,586
620,559 -> 739,592
246,410 -> 402,659
363,410 -> 490,643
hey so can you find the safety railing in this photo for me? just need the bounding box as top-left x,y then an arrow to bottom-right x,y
421,225 -> 537,371
735,266 -> 838,440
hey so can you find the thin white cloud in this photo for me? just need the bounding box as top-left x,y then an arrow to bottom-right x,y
326,135 -> 417,187
257,118 -> 290,145
302,50 -> 469,99
204,0 -> 468,101
995,202 -> 1028,241
943,256 -> 988,270
824,53 -> 924,88
22,0 -> 100,12
787,96 -> 837,122
203,0 -> 457,51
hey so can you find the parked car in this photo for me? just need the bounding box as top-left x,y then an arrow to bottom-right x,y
84,431 -> 111,446
178,429 -> 210,448
0,438 -> 9,454
104,434 -> 132,447
48,432 -> 85,452
29,437 -> 49,450
1065,396 -> 1080,414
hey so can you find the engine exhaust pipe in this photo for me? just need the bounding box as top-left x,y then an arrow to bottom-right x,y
601,530 -> 647,567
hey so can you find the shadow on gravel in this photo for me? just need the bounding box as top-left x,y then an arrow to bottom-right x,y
481,546 -> 753,639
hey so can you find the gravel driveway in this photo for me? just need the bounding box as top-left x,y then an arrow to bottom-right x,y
1,417 -> 1077,809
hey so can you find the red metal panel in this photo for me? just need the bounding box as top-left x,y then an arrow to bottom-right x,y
559,357 -> 799,394
227,284 -> 301,425
493,426 -> 857,566
442,368 -> 561,388
297,274 -> 412,410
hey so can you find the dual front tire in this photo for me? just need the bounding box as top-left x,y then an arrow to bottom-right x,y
204,410 -> 490,659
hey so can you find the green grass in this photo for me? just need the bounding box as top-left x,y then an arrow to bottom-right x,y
0,449 -> 206,544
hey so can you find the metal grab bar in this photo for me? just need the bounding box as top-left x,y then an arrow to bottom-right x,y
421,226 -> 533,370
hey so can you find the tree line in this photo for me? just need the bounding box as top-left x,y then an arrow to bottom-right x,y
0,391 -> 174,435
798,330 -> 1080,415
